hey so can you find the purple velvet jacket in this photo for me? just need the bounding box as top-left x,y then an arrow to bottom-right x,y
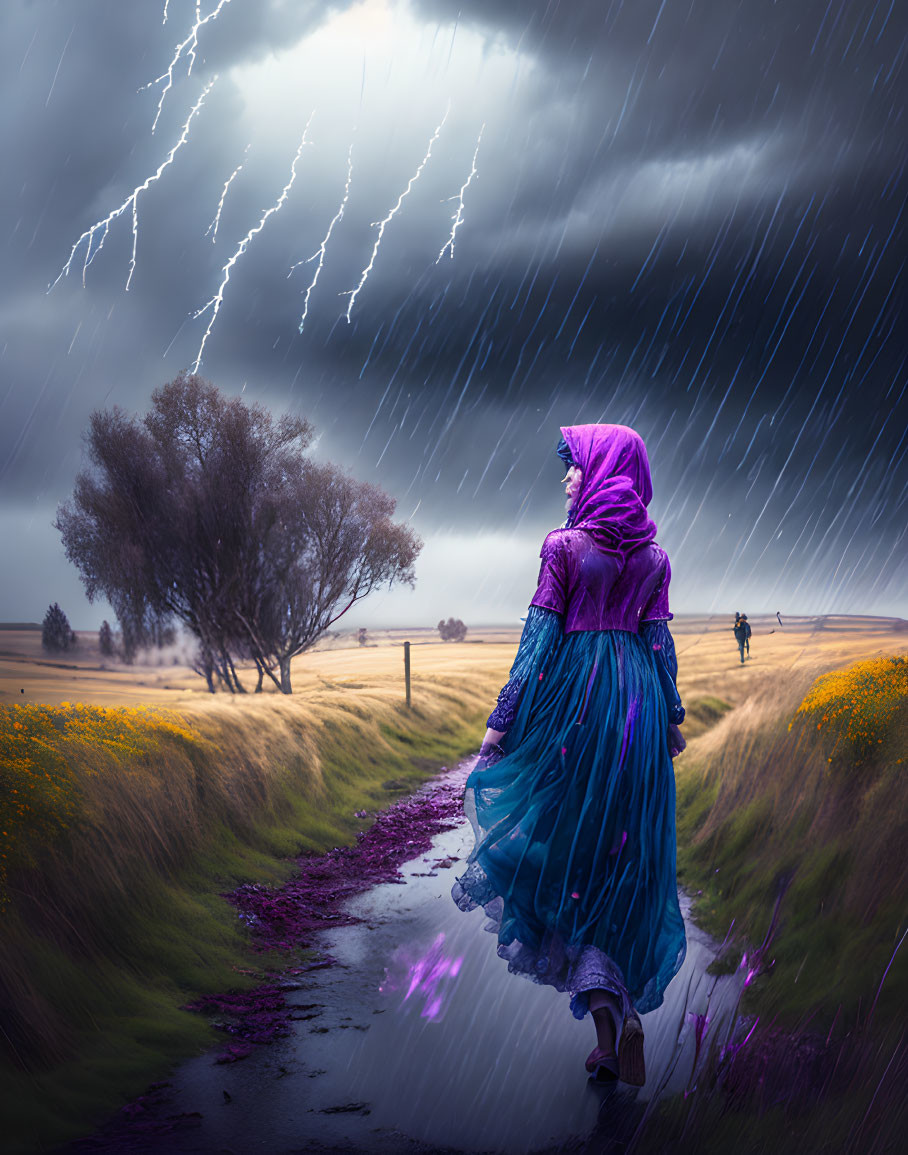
529,527 -> 671,632
484,424 -> 682,739
484,528 -> 682,735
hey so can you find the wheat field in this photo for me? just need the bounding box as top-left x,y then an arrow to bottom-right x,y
2,613 -> 904,710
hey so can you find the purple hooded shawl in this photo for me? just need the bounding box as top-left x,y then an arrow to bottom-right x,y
530,424 -> 669,633
561,424 -> 658,559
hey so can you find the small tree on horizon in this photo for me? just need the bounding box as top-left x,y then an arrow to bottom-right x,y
98,620 -> 114,657
437,617 -> 467,642
42,604 -> 76,652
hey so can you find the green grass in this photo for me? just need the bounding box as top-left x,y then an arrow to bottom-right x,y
638,656 -> 908,1154
683,694 -> 734,739
5,651 -> 903,1153
675,655 -> 907,1029
0,679 -> 494,1154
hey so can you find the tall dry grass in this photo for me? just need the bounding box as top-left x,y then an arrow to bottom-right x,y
1,634 -> 903,1152
623,654 -> 908,1154
0,669 -> 500,1151
675,653 -> 906,1024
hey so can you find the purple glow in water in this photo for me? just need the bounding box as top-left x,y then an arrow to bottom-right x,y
388,931 -> 464,1022
175,766 -> 470,1062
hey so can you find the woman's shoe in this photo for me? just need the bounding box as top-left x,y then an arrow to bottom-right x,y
617,1011 -> 646,1086
585,1045 -> 619,1082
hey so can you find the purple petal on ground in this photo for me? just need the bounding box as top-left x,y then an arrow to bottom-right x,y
95,762 -> 475,1147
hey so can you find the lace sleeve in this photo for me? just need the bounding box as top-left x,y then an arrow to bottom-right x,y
640,619 -> 685,725
487,604 -> 564,731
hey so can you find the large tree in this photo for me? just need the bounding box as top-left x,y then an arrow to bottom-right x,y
56,373 -> 421,693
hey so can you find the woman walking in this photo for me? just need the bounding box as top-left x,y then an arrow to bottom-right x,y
451,424 -> 687,1085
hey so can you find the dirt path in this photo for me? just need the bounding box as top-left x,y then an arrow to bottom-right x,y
64,761 -> 746,1155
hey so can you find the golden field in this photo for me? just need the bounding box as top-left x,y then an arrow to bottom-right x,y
2,612 -> 904,709
0,613 -> 905,1152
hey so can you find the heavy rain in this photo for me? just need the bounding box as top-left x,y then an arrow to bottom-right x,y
1,2 -> 906,1153
1,0 -> 904,625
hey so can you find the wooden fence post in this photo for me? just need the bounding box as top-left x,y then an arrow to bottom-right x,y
404,640 -> 411,708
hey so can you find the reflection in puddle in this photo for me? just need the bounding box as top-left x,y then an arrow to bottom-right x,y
380,930 -> 465,1021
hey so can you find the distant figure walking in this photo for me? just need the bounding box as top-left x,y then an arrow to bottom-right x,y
776,611 -> 783,629
733,614 -> 752,664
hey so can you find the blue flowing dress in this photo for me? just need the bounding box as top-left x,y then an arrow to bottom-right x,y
452,534 -> 687,1021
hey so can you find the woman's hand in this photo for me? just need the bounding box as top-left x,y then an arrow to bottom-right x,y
477,727 -> 507,768
477,742 -> 505,767
668,723 -> 686,758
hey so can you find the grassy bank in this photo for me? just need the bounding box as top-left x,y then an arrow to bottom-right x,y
2,626 -> 903,1153
0,665 -> 501,1153
641,653 -> 908,1153
675,653 -> 906,1026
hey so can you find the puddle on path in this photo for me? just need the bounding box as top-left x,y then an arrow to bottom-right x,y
69,762 -> 745,1155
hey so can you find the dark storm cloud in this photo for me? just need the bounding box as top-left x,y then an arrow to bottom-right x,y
1,0 -> 905,626
1,1 -> 354,480
4,2 -> 348,221
411,0 -> 903,274
419,0 -> 901,152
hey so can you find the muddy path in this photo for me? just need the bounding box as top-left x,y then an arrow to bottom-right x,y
63,760 -> 746,1155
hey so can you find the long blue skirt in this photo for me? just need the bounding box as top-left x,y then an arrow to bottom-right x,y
452,625 -> 686,1018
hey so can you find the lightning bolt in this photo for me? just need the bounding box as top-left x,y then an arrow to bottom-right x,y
162,1 -> 170,24
437,123 -> 483,263
343,103 -> 450,322
49,78 -> 217,294
191,115 -> 314,372
289,143 -> 354,334
205,144 -> 250,242
142,0 -> 232,134
187,2 -> 202,75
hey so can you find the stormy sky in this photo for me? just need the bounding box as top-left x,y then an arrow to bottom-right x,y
1,0 -> 905,630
